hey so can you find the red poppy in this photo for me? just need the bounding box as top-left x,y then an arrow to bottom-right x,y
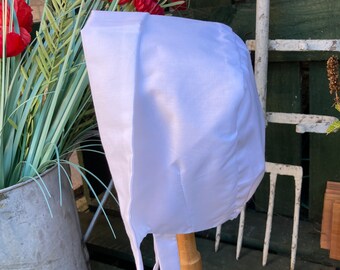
15,0 -> 33,33
0,0 -> 33,58
134,0 -> 165,15
119,0 -> 130,5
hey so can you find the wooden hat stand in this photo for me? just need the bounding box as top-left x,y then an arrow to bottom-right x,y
177,233 -> 202,270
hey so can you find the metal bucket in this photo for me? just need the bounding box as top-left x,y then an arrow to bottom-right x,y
0,165 -> 90,270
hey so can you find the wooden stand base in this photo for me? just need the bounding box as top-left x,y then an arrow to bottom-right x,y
176,233 -> 202,270
321,181 -> 340,260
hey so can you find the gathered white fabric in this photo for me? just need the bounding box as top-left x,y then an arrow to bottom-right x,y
82,11 -> 265,270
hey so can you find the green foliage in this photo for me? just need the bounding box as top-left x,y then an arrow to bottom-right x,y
0,0 -> 117,189
0,0 -> 123,236
335,103 -> 340,112
327,120 -> 340,134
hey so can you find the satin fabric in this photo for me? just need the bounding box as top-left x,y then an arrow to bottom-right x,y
82,11 -> 265,270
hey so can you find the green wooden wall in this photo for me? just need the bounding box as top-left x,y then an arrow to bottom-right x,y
182,0 -> 340,221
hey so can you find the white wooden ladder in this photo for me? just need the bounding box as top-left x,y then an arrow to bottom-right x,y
215,1 -> 340,270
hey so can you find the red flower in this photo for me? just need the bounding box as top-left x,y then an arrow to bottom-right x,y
0,30 -> 31,57
15,0 -> 33,33
134,0 -> 164,15
119,0 -> 130,5
0,0 -> 33,58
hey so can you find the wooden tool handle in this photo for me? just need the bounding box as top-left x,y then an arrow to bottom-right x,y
176,233 -> 202,270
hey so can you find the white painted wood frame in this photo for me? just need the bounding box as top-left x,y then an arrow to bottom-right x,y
215,1 -> 340,270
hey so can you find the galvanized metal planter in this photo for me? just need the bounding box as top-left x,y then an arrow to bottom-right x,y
0,165 -> 89,270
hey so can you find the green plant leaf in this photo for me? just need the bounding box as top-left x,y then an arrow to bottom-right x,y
327,120 -> 340,134
335,103 -> 340,112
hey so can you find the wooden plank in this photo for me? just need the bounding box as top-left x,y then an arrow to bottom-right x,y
267,51 -> 340,63
247,40 -> 340,52
330,202 -> 340,260
265,112 -> 337,133
230,0 -> 340,39
320,191 -> 340,249
79,211 -> 336,269
90,261 -> 123,270
69,150 -> 84,197
254,62 -> 301,217
309,62 -> 340,221
80,136 -> 112,198
80,212 -> 156,268
268,0 -> 340,40
198,208 -> 340,268
189,0 -> 231,9
247,40 -> 340,62
188,0 -> 340,61
327,181 -> 340,191
321,192 -> 333,249
229,2 -> 256,40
